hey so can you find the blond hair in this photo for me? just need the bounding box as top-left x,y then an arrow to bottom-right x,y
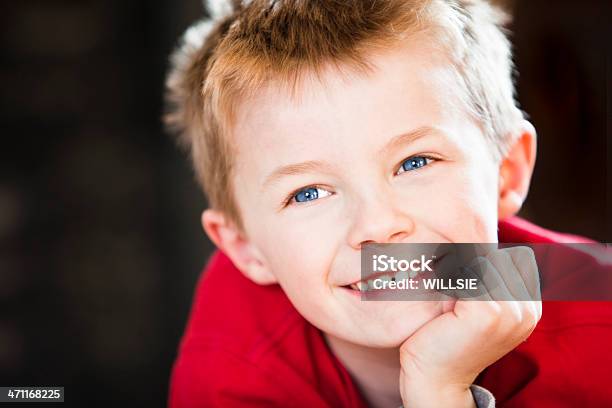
164,0 -> 524,230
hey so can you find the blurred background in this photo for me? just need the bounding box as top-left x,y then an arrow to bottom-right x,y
0,0 -> 609,406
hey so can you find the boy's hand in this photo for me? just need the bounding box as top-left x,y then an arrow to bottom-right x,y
398,247 -> 542,408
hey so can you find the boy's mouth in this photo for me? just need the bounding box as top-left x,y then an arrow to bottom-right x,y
343,253 -> 447,293
344,269 -> 427,292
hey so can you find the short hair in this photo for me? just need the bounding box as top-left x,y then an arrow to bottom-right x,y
164,0 -> 524,230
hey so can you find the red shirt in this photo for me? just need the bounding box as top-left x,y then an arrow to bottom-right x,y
169,217 -> 612,407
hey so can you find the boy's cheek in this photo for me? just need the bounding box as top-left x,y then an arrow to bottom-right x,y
262,239 -> 337,293
436,199 -> 497,242
428,176 -> 498,241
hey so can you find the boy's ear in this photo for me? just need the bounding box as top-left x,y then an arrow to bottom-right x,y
201,209 -> 278,285
498,120 -> 537,220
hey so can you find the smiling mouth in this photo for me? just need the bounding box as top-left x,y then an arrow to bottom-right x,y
344,269 -> 426,292
343,252 -> 446,292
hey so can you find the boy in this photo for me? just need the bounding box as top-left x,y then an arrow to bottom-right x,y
165,0 -> 612,406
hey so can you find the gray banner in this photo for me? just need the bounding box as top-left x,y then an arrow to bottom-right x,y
359,243 -> 611,301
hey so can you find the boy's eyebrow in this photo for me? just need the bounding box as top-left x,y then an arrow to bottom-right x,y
262,126 -> 438,188
263,160 -> 334,188
379,126 -> 437,156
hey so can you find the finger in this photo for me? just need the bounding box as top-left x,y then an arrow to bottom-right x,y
486,249 -> 531,301
470,256 -> 514,302
472,243 -> 497,258
504,246 -> 541,301
502,246 -> 542,319
456,256 -> 493,301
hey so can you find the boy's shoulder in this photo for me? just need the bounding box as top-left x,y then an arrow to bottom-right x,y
487,217 -> 612,405
168,250 -> 367,407
498,216 -> 596,244
499,216 -> 611,333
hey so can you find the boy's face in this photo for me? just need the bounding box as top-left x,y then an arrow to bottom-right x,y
226,40 -> 506,347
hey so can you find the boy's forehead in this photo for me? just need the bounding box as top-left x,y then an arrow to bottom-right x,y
230,39 -> 468,175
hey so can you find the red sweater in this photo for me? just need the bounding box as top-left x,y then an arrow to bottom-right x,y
168,217 -> 612,407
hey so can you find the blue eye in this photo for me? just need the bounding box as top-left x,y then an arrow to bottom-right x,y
397,156 -> 432,174
291,186 -> 331,204
295,187 -> 318,202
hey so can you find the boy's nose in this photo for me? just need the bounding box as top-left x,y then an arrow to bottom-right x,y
346,192 -> 415,249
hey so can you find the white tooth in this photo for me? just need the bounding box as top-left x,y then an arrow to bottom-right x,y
357,281 -> 365,291
396,271 -> 409,281
409,270 -> 418,278
367,279 -> 374,290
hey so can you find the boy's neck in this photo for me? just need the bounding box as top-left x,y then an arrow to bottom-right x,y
324,333 -> 403,408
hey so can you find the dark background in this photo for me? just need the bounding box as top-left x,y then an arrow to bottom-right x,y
1,0 -> 609,407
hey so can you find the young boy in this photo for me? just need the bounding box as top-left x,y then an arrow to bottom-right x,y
164,0 -> 612,406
